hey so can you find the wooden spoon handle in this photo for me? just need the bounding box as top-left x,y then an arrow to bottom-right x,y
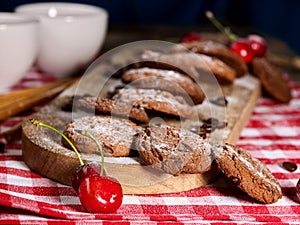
0,78 -> 77,121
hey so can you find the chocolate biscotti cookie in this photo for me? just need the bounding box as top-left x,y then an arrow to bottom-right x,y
63,116 -> 143,157
75,97 -> 150,123
250,57 -> 292,103
213,143 -> 282,204
142,50 -> 236,84
112,88 -> 195,119
171,40 -> 248,77
136,124 -> 213,175
121,67 -> 205,105
112,61 -> 188,78
75,88 -> 194,123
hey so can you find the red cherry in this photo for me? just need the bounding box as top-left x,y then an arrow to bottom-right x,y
181,32 -> 202,43
296,179 -> 300,201
71,162 -> 106,193
230,39 -> 255,63
29,120 -> 123,213
247,34 -> 267,57
78,176 -> 123,213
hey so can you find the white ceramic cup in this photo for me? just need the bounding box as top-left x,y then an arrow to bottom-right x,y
0,13 -> 38,89
15,2 -> 108,78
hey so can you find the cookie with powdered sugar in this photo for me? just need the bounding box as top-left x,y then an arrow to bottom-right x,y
171,40 -> 248,78
63,116 -> 143,157
136,124 -> 213,176
213,143 -> 282,204
121,67 -> 205,105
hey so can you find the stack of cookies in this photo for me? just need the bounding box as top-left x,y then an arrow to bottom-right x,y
61,40 -> 284,204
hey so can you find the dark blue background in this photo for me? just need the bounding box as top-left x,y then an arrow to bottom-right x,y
2,0 -> 300,54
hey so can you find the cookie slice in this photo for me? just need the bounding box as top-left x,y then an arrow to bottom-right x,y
74,88 -> 194,123
250,57 -> 292,103
136,124 -> 213,175
142,50 -> 236,84
75,97 -> 150,123
213,143 -> 282,204
112,88 -> 195,120
112,61 -> 188,78
63,116 -> 143,157
121,67 -> 205,105
171,40 -> 248,77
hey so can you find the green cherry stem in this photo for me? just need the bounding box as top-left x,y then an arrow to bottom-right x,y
205,10 -> 238,42
80,130 -> 105,177
30,119 -> 84,166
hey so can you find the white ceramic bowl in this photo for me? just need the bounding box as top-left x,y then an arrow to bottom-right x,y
15,2 -> 108,78
0,13 -> 38,89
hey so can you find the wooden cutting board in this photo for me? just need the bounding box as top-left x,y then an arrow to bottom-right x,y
22,71 -> 260,194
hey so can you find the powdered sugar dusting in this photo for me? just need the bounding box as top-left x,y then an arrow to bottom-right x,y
113,88 -> 192,117
142,50 -> 235,78
125,67 -> 187,82
69,116 -> 142,149
234,75 -> 259,90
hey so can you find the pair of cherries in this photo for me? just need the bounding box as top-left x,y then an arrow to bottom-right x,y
230,35 -> 266,63
70,131 -> 123,214
30,119 -> 123,214
182,11 -> 267,63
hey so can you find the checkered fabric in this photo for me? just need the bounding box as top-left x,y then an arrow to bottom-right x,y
0,71 -> 300,224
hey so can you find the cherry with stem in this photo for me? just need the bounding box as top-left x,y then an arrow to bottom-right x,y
71,129 -> 107,193
205,10 -> 266,61
30,119 -> 123,213
80,130 -> 105,177
78,130 -> 123,214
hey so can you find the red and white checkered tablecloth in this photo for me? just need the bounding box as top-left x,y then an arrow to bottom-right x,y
0,71 -> 300,225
